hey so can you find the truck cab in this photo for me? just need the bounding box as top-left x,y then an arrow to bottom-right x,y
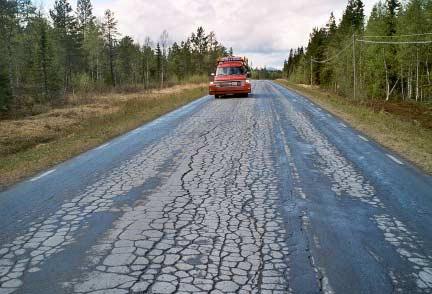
209,57 -> 252,98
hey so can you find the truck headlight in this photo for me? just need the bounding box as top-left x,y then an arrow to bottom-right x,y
246,79 -> 250,84
210,81 -> 214,85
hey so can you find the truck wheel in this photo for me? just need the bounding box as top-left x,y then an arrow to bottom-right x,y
215,95 -> 221,99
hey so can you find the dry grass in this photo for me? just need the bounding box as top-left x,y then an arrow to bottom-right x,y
0,84 -> 207,189
276,79 -> 432,174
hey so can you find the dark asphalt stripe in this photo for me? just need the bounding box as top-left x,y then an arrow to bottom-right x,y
268,80 -> 432,292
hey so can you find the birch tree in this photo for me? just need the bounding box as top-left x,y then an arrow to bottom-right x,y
159,30 -> 169,88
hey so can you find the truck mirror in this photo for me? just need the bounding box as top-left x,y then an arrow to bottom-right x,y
247,72 -> 251,78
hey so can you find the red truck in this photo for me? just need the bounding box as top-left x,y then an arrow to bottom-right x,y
209,56 -> 252,98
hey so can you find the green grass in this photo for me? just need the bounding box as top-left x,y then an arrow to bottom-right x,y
276,79 -> 432,174
0,86 -> 207,189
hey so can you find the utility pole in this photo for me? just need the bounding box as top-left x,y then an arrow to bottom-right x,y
353,34 -> 356,99
310,58 -> 313,86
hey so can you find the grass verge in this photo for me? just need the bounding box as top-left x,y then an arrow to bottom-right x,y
276,79 -> 432,174
0,84 -> 207,189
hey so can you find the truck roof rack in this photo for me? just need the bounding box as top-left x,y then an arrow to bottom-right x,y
217,56 -> 245,64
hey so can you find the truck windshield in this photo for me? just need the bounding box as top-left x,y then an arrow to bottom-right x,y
216,66 -> 246,76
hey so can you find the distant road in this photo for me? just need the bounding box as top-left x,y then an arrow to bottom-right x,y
0,80 -> 431,293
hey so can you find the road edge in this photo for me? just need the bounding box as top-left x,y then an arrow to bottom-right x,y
274,79 -> 432,175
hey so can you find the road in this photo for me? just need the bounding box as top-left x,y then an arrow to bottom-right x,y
0,80 -> 431,294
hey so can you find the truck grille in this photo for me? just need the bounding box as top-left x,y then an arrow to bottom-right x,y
216,81 -> 242,87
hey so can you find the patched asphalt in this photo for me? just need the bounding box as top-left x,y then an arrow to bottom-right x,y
0,81 -> 431,293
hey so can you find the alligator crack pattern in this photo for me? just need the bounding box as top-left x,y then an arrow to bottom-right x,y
0,101 -> 235,294
71,97 -> 291,294
269,82 -> 432,292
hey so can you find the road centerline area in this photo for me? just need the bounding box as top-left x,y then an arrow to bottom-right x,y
0,81 -> 431,294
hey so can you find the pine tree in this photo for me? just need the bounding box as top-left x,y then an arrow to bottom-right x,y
285,0 -> 432,101
0,68 -> 12,112
16,0 -> 35,26
34,13 -> 61,100
340,0 -> 365,34
0,0 -> 18,100
39,19 -> 50,98
117,36 -> 140,85
0,8 -> 229,113
50,0 -> 76,35
50,0 -> 81,97
168,41 -> 182,79
386,0 -> 401,35
190,27 -> 208,74
326,12 -> 337,35
180,40 -> 192,77
102,9 -> 118,87
353,0 -> 365,31
306,27 -> 327,84
155,43 -> 162,83
77,0 -> 95,40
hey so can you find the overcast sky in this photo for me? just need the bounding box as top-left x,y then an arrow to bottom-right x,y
35,0 -> 377,69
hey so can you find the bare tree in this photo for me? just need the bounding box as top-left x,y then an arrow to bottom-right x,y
159,30 -> 169,88
383,50 -> 399,101
141,36 -> 153,90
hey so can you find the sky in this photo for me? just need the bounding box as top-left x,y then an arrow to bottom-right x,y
34,0 -> 377,69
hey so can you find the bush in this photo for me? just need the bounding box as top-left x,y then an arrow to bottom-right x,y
73,73 -> 93,93
182,74 -> 208,84
0,69 -> 12,112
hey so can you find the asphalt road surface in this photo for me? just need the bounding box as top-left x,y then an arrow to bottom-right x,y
0,80 -> 431,294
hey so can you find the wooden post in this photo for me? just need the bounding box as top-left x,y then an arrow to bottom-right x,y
401,67 -> 404,100
310,58 -> 313,86
416,49 -> 419,101
353,34 -> 356,100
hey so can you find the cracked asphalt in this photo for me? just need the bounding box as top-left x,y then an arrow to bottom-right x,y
0,80 -> 432,293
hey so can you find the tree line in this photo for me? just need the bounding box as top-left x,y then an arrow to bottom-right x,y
283,0 -> 432,102
0,0 -> 231,113
252,68 -> 283,80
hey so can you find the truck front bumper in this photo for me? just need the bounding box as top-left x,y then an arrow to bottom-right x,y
209,83 -> 251,96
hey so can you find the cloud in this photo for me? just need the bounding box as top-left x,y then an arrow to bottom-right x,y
37,0 -> 377,68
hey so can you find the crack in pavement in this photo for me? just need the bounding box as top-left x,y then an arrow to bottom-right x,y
70,90 -> 291,294
269,82 -> 432,293
1,81 -> 431,294
0,101 -> 236,294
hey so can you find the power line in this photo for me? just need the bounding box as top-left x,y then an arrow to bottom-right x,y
311,36 -> 432,65
363,32 -> 432,38
311,39 -> 353,64
356,39 -> 432,44
304,33 -> 431,100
